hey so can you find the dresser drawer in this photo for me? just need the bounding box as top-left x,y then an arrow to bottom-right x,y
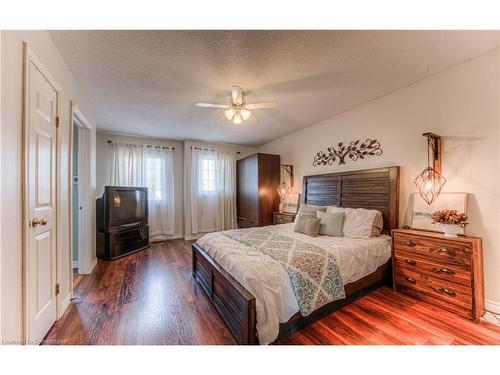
395,267 -> 472,310
395,285 -> 473,320
393,233 -> 471,266
394,254 -> 471,287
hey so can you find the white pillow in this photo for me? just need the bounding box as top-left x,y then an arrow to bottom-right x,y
327,206 -> 380,239
326,206 -> 344,214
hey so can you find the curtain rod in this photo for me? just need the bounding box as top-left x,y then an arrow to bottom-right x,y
191,146 -> 240,154
107,140 -> 175,150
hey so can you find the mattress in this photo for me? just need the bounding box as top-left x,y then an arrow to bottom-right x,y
195,223 -> 391,344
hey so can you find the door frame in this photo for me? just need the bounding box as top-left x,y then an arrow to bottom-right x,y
69,102 -> 94,283
22,43 -> 62,341
0,29 -> 3,343
71,124 -> 81,273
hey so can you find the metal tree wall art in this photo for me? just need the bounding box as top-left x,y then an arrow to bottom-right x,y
312,139 -> 383,166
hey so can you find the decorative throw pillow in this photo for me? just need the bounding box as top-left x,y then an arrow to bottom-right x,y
316,210 -> 344,237
296,203 -> 327,220
293,215 -> 321,237
371,211 -> 384,236
327,206 -> 380,239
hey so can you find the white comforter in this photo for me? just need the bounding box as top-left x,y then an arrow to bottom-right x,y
196,223 -> 391,344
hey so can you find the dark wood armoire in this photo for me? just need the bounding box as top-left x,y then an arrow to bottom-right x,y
236,153 -> 281,228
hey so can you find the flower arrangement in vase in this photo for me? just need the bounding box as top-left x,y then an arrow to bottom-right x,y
431,209 -> 469,237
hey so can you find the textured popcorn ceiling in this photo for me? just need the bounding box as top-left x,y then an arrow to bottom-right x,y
49,30 -> 498,146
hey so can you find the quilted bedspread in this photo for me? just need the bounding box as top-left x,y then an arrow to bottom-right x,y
222,226 -> 346,316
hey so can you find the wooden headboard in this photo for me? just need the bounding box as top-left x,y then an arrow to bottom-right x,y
302,166 -> 400,233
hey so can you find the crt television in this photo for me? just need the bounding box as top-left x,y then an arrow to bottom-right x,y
96,186 -> 148,232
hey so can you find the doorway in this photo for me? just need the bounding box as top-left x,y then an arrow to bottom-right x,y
70,103 -> 93,288
71,124 -> 80,283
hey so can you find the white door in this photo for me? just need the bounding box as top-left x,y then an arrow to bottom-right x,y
25,55 -> 58,343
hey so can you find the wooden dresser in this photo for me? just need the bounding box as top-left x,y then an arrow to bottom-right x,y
236,153 -> 280,228
273,212 -> 296,225
391,228 -> 484,322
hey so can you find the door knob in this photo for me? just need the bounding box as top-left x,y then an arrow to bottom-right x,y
31,218 -> 47,227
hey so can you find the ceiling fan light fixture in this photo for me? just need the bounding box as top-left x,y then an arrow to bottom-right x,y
240,109 -> 251,121
225,109 -> 236,120
232,112 -> 243,124
195,85 -> 276,126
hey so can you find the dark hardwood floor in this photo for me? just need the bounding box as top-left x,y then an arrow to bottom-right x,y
43,240 -> 500,345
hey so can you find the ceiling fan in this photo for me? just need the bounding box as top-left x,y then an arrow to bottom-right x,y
195,85 -> 277,124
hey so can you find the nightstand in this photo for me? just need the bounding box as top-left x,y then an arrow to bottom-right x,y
273,212 -> 296,225
391,228 -> 484,322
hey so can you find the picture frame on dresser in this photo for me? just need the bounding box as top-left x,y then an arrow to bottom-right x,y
283,193 -> 300,214
411,192 -> 468,234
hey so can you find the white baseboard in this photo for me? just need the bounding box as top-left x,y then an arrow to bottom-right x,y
485,299 -> 500,315
88,258 -> 98,273
72,260 -> 79,268
150,233 -> 184,242
79,257 -> 98,275
184,233 -> 204,241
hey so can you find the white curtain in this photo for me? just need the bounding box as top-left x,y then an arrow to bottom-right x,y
110,142 -> 143,186
191,148 -> 237,235
215,150 -> 237,231
143,146 -> 175,240
110,142 -> 175,241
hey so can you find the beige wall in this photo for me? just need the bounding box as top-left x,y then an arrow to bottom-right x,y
96,131 -> 185,238
259,50 -> 500,311
1,31 -> 96,341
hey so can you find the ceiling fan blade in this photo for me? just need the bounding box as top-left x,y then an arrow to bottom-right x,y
195,102 -> 230,109
231,86 -> 243,105
245,101 -> 277,109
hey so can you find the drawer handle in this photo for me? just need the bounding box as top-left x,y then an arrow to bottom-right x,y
404,241 -> 416,247
438,247 -> 456,256
405,276 -> 417,284
439,288 -> 456,297
405,259 -> 417,265
436,267 -> 455,275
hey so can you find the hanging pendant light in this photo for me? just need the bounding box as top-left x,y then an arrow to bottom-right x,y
413,132 -> 446,205
277,182 -> 289,213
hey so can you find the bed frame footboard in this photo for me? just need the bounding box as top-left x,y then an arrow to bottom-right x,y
192,243 -> 258,344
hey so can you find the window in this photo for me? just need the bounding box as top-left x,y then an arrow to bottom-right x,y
110,142 -> 175,239
199,157 -> 216,195
144,154 -> 164,201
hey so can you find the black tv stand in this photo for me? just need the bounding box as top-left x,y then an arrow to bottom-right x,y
97,224 -> 150,260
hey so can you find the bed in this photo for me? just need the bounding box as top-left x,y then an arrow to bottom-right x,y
192,166 -> 400,344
